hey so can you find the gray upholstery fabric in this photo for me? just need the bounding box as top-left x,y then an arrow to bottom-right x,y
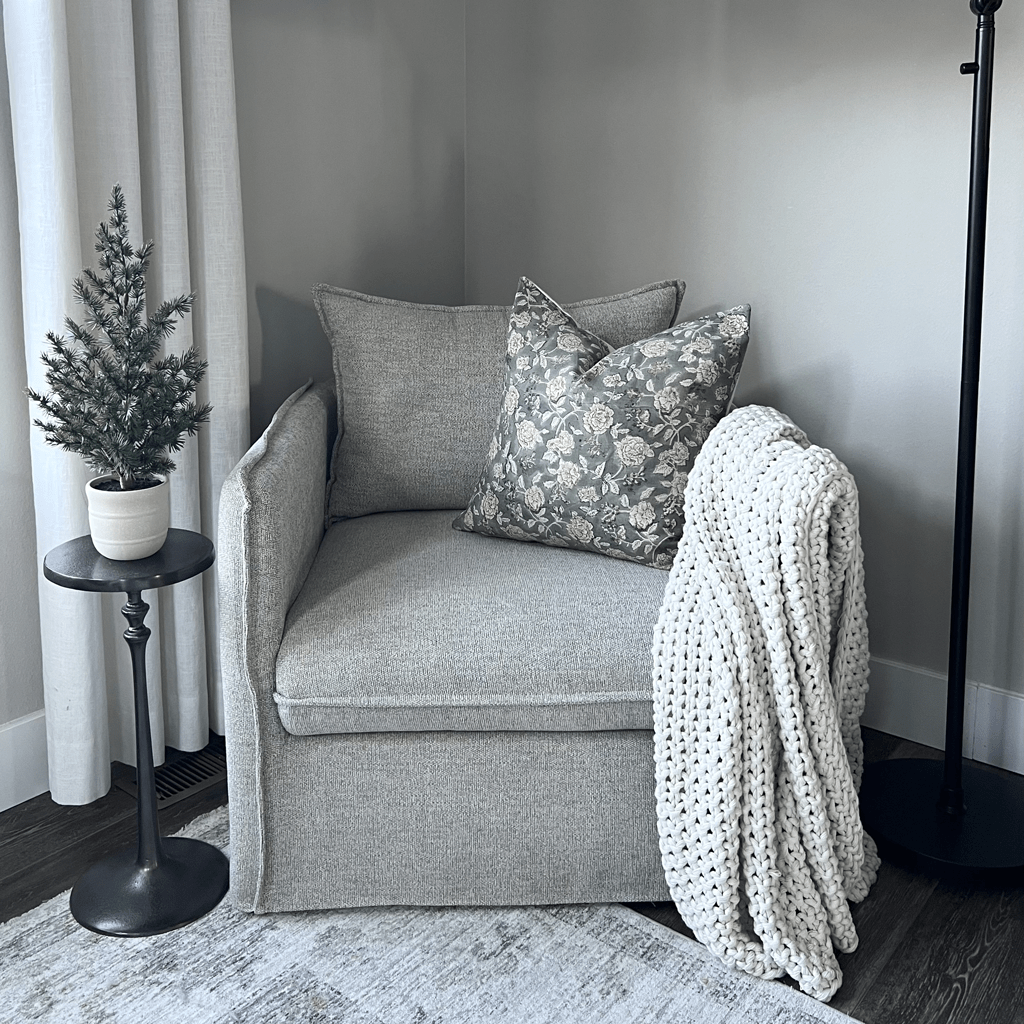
219,378 -> 668,914
313,280 -> 683,520
274,511 -> 667,735
218,380 -> 335,911
233,729 -> 668,912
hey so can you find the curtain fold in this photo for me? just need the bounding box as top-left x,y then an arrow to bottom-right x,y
2,0 -> 249,804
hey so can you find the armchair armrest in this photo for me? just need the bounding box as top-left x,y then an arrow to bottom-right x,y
219,381 -> 335,719
219,380 -> 335,908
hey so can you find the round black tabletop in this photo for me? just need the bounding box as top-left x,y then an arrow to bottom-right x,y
43,529 -> 215,594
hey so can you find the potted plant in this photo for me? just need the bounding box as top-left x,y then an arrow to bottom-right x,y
26,184 -> 211,560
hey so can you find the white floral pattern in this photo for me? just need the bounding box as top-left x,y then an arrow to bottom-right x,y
455,278 -> 749,567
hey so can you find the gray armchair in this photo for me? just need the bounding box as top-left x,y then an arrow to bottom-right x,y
219,282 -> 685,913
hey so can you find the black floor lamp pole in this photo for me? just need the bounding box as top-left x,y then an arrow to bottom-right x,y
859,0 -> 1024,882
941,0 -> 998,816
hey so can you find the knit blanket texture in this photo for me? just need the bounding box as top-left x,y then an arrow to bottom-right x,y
652,404 -> 880,1002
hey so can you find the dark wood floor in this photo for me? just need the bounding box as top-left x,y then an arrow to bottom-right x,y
1,728 -> 1022,1024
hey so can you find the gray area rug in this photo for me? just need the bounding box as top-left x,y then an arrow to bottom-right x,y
0,807 -> 857,1023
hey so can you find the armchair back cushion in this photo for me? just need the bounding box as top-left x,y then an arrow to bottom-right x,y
313,280 -> 683,520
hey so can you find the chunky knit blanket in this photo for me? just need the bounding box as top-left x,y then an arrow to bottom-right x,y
652,405 -> 880,1003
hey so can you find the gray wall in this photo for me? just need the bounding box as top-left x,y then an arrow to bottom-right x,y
465,0 -> 1024,696
231,0 -> 466,438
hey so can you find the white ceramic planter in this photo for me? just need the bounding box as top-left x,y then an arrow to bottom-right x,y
85,476 -> 170,560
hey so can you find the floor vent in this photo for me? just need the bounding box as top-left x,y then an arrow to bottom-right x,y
114,734 -> 227,808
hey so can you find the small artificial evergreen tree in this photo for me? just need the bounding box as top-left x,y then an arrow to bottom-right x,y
26,184 -> 211,491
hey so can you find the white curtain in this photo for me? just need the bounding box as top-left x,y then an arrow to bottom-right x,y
2,0 -> 249,804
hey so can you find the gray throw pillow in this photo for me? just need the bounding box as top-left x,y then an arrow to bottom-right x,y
454,278 -> 749,568
313,279 -> 683,519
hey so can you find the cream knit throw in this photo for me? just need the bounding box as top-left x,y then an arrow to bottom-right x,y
652,405 -> 880,1003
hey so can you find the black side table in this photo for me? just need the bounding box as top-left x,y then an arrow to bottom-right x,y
43,528 -> 229,936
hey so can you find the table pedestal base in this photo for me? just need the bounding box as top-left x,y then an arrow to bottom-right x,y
69,837 -> 229,936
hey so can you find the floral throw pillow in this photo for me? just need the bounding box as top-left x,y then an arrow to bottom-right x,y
454,278 -> 750,568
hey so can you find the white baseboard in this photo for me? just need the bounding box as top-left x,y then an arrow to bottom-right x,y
0,709 -> 49,813
863,657 -> 1024,775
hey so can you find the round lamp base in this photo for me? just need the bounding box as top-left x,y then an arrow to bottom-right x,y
860,758 -> 1024,883
69,836 -> 229,936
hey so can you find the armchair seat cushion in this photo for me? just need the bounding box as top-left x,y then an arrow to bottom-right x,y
273,510 -> 668,735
